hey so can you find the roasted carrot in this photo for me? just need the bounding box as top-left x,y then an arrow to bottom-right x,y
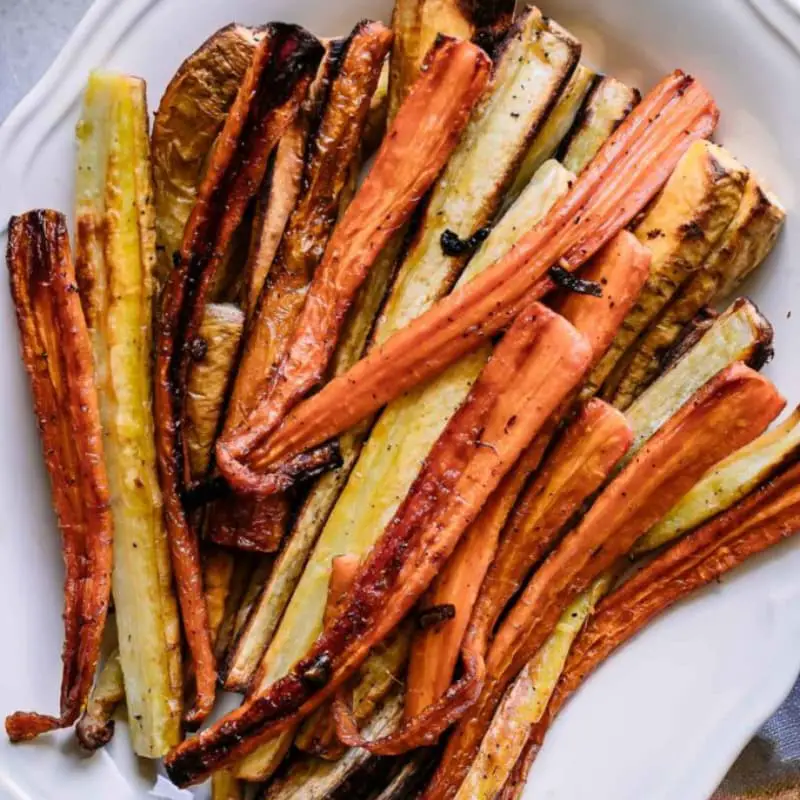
154,24 -> 324,724
218,71 -> 719,494
209,23 -> 393,555
215,37 -> 491,492
423,363 -> 784,800
404,441 -> 549,720
404,231 -> 649,717
165,303 -> 592,785
499,460 -> 800,799
5,211 -> 113,741
469,399 -> 632,652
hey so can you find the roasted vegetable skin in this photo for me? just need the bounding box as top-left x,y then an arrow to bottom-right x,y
5,211 -> 113,743
155,23 -> 324,724
151,24 -> 260,283
74,72 -> 184,754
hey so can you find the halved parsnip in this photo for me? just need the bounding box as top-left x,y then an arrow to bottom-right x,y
387,0 -> 514,120
636,406 -> 800,554
584,140 -> 749,399
75,72 -> 182,756
454,575 -> 613,800
151,24 -> 260,283
261,691 -> 405,800
506,64 -> 596,202
234,161 -> 574,780
609,173 -> 785,409
560,75 -> 641,174
75,650 -> 125,751
185,303 -> 244,479
375,7 -> 580,343
624,298 -> 773,458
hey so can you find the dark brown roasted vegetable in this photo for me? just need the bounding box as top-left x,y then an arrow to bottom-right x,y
4,211 -> 113,743
154,22 -> 324,725
152,24 -> 261,283
209,22 -> 393,555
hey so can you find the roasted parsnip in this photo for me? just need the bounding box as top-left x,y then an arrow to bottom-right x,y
75,649 -> 125,751
386,0 -> 514,120
151,24 -> 260,283
585,140 -> 749,399
624,298 -> 773,458
560,76 -> 641,175
506,63 -> 596,202
227,71 -> 719,488
636,406 -> 800,554
261,690 -> 405,800
186,303 -> 245,479
374,7 -> 580,344
4,211 -> 114,744
609,173 -> 785,409
454,574 -> 613,800
74,72 -> 183,756
154,24 -> 324,723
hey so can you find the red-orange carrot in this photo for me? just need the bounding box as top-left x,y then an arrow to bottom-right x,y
405,440 -> 549,720
424,363 -> 784,800
404,231 -> 649,718
499,460 -> 800,799
215,37 -> 491,489
154,24 -> 324,724
165,303 -> 592,786
217,70 -> 719,494
5,212 -> 113,741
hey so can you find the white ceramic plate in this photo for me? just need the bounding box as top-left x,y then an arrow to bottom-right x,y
1,0 -> 799,798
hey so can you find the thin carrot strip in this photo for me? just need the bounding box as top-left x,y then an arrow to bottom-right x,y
324,555 -> 360,628
5,212 -> 113,741
217,70 -> 719,494
498,461 -> 800,799
424,363 -> 784,800
154,25 -> 324,724
404,231 -> 649,717
165,303 -> 591,786
215,37 -> 491,483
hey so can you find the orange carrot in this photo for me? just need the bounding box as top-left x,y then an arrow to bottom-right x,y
165,303 -> 591,786
154,24 -> 324,724
424,363 -> 784,800
499,460 -> 800,799
214,37 -> 491,489
404,231 -> 649,718
216,71 -> 719,494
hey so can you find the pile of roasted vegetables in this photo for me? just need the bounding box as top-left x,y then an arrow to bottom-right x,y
5,1 -> 797,797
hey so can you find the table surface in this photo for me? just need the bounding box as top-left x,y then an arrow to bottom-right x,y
2,1 -> 800,797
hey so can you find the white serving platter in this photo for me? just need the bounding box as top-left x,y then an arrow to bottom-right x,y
0,0 -> 799,798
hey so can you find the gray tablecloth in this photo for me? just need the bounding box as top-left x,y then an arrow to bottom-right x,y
2,0 -> 799,797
